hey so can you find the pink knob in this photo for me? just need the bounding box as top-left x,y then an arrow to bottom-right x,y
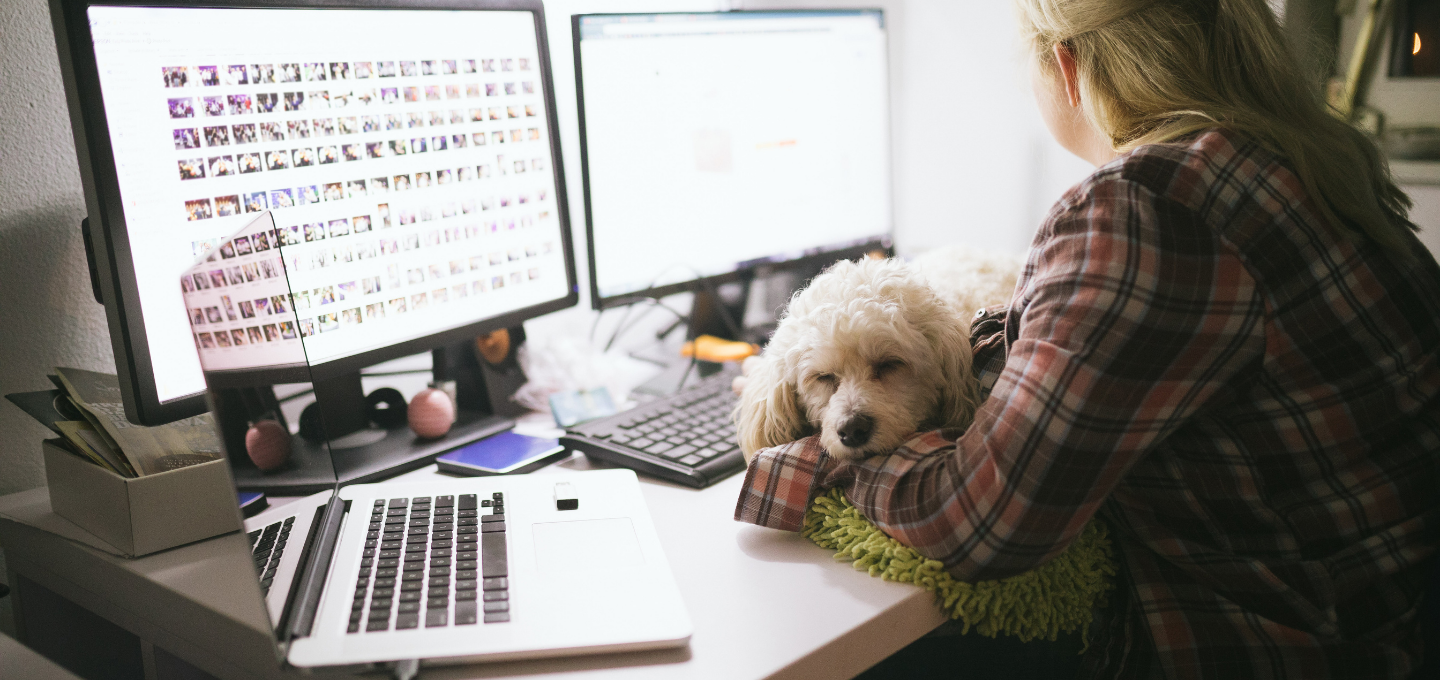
245,420 -> 291,471
408,388 -> 455,439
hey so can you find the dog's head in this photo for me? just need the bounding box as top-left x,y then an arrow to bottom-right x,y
735,258 -> 980,462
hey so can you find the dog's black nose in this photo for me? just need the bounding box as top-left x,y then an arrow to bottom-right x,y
837,415 -> 875,448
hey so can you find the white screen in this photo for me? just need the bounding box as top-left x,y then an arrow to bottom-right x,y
576,12 -> 891,301
88,6 -> 570,398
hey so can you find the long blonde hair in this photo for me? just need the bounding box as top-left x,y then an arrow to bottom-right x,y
1014,0 -> 1416,253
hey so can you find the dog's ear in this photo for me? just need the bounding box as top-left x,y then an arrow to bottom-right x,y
928,315 -> 982,431
733,355 -> 809,464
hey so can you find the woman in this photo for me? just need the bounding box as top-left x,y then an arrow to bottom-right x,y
733,0 -> 1440,677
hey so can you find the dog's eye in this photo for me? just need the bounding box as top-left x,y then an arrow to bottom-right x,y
813,373 -> 836,385
873,359 -> 905,377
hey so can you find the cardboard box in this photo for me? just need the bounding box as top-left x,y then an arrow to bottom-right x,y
43,440 -> 242,557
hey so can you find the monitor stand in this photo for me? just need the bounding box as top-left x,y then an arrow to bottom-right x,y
223,330 -> 527,495
634,283 -> 748,398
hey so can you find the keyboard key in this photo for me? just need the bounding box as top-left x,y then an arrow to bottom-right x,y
458,517 -> 479,526
680,455 -> 703,465
367,619 -> 390,632
426,609 -> 448,627
402,571 -> 424,581
481,533 -> 507,577
665,445 -> 697,460
374,578 -> 396,588
378,558 -> 399,568
456,602 -> 478,625
372,588 -> 395,598
484,613 -> 510,624
389,499 -> 408,508
428,597 -> 449,608
482,577 -> 507,591
459,494 -> 477,510
400,582 -> 423,592
481,523 -> 505,533
483,590 -> 508,602
629,437 -> 655,449
399,591 -> 422,602
397,601 -> 420,613
428,577 -> 451,588
456,580 -> 478,591
396,613 -> 419,629
435,495 -> 454,507
646,441 -> 675,454
665,436 -> 687,446
455,590 -> 478,601
460,560 -> 479,571
483,601 -> 509,613
433,540 -> 453,549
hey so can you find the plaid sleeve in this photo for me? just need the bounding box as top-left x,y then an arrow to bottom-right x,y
733,436 -> 829,530
970,308 -> 1008,401
814,172 -> 1266,582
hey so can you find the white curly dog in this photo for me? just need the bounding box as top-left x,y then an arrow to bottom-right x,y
735,247 -> 1021,463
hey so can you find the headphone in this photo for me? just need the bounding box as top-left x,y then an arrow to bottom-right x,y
297,387 -> 409,442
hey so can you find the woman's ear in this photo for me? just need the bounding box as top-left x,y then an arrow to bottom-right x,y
733,355 -> 809,464
1052,42 -> 1082,108
928,316 -> 981,431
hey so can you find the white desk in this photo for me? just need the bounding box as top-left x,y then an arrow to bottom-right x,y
0,449 -> 947,680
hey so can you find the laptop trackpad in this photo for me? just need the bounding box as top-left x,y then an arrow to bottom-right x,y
532,518 -> 644,576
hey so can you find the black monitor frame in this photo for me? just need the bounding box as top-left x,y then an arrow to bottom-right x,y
49,0 -> 579,425
571,9 -> 893,313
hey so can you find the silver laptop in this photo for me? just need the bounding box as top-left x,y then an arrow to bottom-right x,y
241,470 -> 690,669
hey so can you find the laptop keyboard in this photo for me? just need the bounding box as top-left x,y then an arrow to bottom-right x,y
249,516 -> 295,596
350,493 -> 510,633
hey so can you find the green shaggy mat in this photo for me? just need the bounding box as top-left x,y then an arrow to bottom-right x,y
801,488 -> 1117,647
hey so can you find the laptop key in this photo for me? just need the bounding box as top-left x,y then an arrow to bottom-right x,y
483,601 -> 509,613
483,590 -> 508,602
426,609 -> 448,627
482,577 -> 507,590
397,601 -> 420,613
395,614 -> 420,630
484,613 -> 510,624
427,597 -> 449,608
399,591 -> 421,602
400,582 -> 423,592
481,533 -> 507,577
455,590 -> 478,601
459,494 -> 477,510
481,523 -> 505,533
456,601 -> 478,625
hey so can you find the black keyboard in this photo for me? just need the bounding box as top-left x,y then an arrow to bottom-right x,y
350,493 -> 510,633
249,516 -> 294,595
561,367 -> 744,488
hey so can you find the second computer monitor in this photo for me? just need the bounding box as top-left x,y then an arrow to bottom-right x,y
574,10 -> 893,309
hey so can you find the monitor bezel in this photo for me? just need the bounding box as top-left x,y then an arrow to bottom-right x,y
49,0 -> 579,422
571,9 -> 893,311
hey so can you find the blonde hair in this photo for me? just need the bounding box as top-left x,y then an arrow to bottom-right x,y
1014,0 -> 1416,253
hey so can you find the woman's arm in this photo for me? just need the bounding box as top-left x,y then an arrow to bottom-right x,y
735,171 -> 1268,582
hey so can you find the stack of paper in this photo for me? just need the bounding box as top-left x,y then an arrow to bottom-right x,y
5,368 -> 222,477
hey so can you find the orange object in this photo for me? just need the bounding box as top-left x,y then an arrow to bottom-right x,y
681,335 -> 760,363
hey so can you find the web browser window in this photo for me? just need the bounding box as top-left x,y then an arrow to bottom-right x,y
577,12 -> 891,300
89,6 -> 569,391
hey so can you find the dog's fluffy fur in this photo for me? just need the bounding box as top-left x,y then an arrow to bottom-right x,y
735,246 -> 1021,462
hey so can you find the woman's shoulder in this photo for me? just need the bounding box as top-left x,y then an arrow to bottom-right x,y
1055,128 -> 1296,230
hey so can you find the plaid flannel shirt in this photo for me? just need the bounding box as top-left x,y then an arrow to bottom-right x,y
735,130 -> 1440,679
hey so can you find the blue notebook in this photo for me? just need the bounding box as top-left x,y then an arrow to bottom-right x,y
435,431 -> 567,476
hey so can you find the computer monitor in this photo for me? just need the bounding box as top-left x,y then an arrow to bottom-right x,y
50,0 -> 578,426
573,10 -> 893,321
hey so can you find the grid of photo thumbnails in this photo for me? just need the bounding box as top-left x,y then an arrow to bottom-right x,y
182,215 -> 560,350
170,57 -> 561,351
164,58 -> 548,222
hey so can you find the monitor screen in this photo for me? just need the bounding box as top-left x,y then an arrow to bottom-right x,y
575,11 -> 891,305
84,5 -> 572,401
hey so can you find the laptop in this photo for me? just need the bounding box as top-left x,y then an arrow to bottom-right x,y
241,469 -> 691,669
